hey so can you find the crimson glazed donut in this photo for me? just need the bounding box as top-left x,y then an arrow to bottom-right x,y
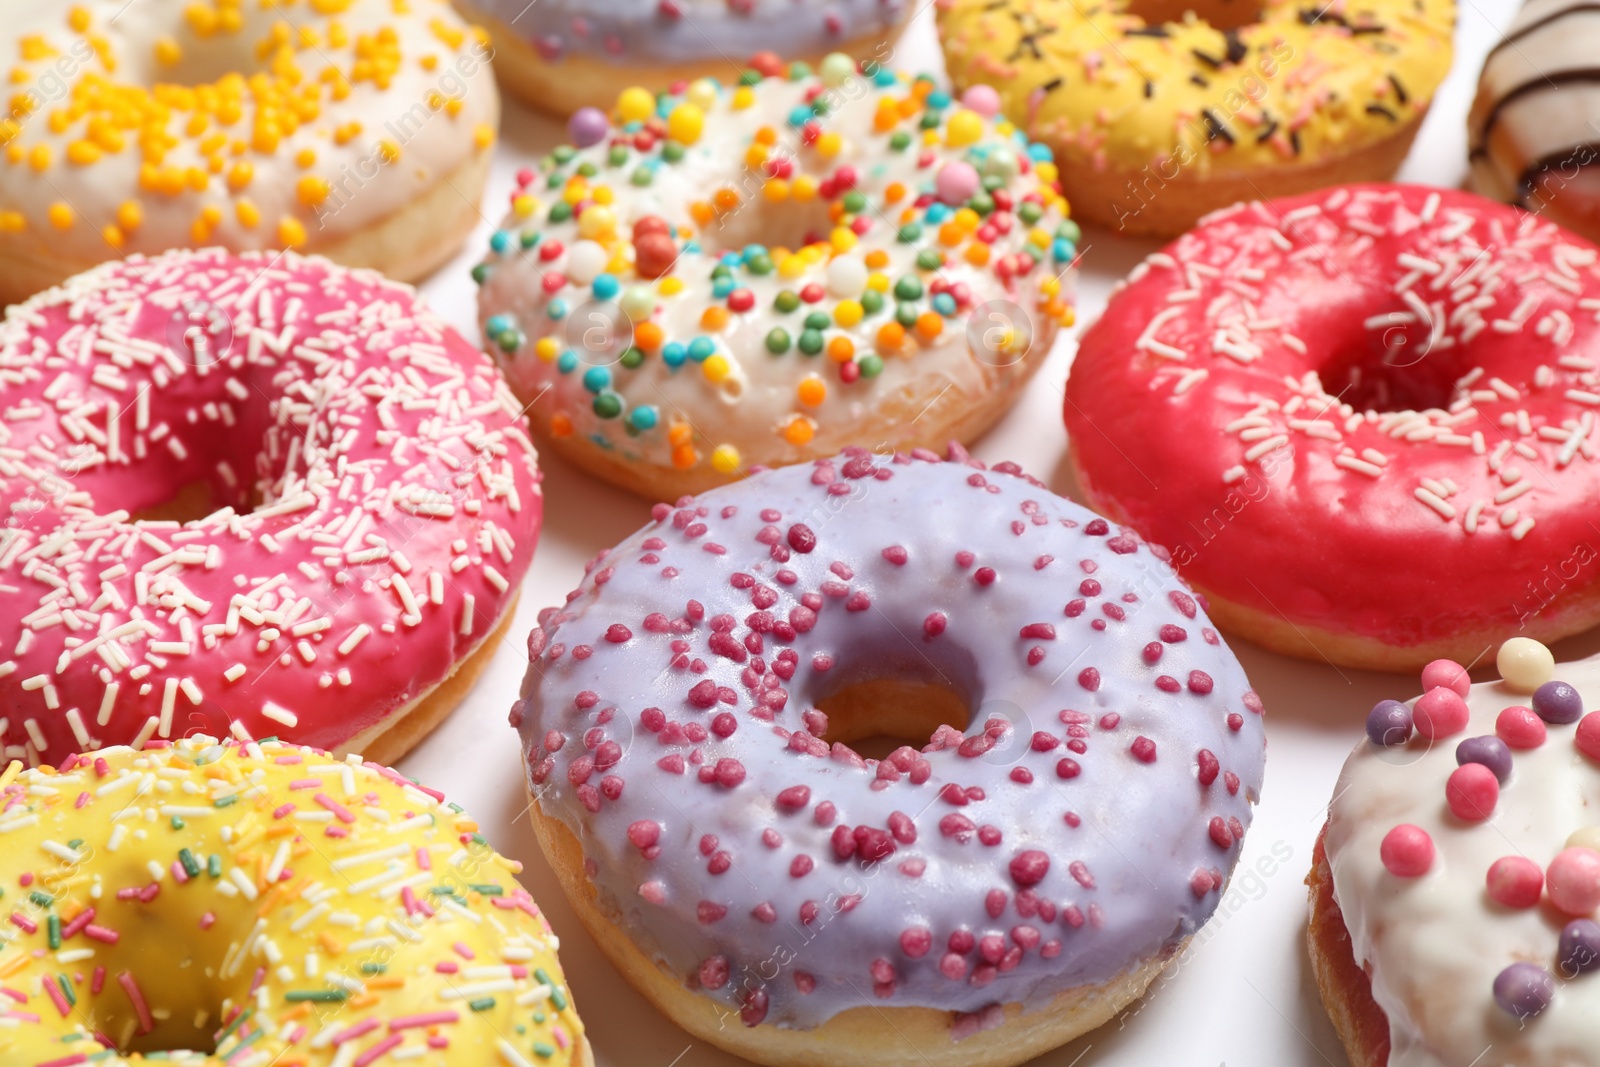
1066,183 -> 1600,673
0,248 -> 541,766
512,446 -> 1266,1067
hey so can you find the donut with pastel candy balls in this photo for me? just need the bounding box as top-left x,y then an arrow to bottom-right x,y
474,56 -> 1078,499
511,446 -> 1266,1067
1310,638 -> 1600,1066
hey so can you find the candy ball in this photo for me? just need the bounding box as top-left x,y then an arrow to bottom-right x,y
1498,637 -> 1555,693
667,103 -> 705,146
686,78 -> 718,112
577,204 -> 617,241
564,240 -> 608,285
1455,735 -> 1512,783
825,255 -> 868,298
1493,962 -> 1554,1019
1577,710 -> 1600,762
634,234 -> 678,280
1567,827 -> 1600,852
982,146 -> 1020,182
961,84 -> 1003,118
1547,847 -> 1600,915
1414,686 -> 1470,740
1366,699 -> 1413,746
568,107 -> 610,148
1485,856 -> 1543,908
819,53 -> 856,89
935,161 -> 981,206
1421,658 -> 1470,697
1533,680 -> 1583,724
1496,705 -> 1547,749
1559,918 -> 1600,976
619,285 -> 656,320
616,86 -> 656,124
1446,764 -> 1499,821
1381,824 -> 1435,878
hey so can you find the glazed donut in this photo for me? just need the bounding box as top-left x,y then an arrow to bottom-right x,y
0,734 -> 589,1067
0,0 -> 500,304
474,58 -> 1078,499
453,0 -> 912,117
937,0 -> 1454,236
512,446 -> 1266,1067
1310,638 -> 1600,1066
1066,184 -> 1600,672
0,248 -> 541,767
1469,0 -> 1600,246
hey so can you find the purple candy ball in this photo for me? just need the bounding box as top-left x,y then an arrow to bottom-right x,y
1493,962 -> 1555,1019
1533,680 -> 1583,724
1559,919 -> 1600,977
1455,735 -> 1512,783
568,107 -> 610,148
1366,699 -> 1413,746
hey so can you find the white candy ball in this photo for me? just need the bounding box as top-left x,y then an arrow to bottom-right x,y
819,52 -> 856,89
1497,636 -> 1555,693
826,255 -> 868,298
565,240 -> 608,285
983,146 -> 1020,181
619,285 -> 655,319
686,78 -> 718,112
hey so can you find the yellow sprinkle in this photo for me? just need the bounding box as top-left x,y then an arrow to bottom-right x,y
116,200 -> 142,230
47,202 -> 73,229
236,199 -> 260,228
0,760 -> 21,790
66,141 -> 101,166
702,354 -> 730,382
792,175 -> 819,202
67,7 -> 90,33
617,86 -> 654,123
0,211 -> 25,233
829,228 -> 857,253
732,86 -> 755,110
763,180 -> 789,203
154,36 -> 181,66
296,176 -> 331,206
946,109 -> 983,148
710,444 -> 741,475
27,144 -> 50,171
659,276 -> 685,296
816,131 -> 843,157
513,195 -> 538,218
378,140 -> 401,164
535,337 -> 560,362
278,217 -> 307,247
834,300 -> 864,328
667,103 -> 704,146
294,148 -> 317,169
474,123 -> 495,149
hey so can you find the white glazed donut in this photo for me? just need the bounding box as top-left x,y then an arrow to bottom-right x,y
454,0 -> 913,116
473,58 -> 1079,499
0,0 -> 500,303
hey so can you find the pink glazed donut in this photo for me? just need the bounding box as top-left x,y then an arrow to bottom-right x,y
0,249 -> 541,765
512,446 -> 1266,1067
1067,183 -> 1600,672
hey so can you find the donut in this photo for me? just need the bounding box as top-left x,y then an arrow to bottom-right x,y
0,734 -> 589,1066
0,248 -> 541,767
937,0 -> 1454,236
473,58 -> 1079,499
0,1 -> 500,304
452,1 -> 913,117
1469,0 -> 1600,246
1065,184 -> 1600,672
1310,637 -> 1600,1066
511,446 -> 1267,1067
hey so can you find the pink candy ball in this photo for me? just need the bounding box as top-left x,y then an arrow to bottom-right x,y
1486,856 -> 1544,908
1421,658 -> 1471,697
1414,686 -> 1470,740
1446,763 -> 1499,821
936,161 -> 981,206
1577,711 -> 1600,762
1547,847 -> 1600,915
961,84 -> 1002,118
1381,824 -> 1435,878
1497,705 -> 1547,750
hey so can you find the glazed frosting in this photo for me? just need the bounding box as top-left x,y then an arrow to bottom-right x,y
1469,0 -> 1600,234
463,0 -> 910,65
513,448 -> 1266,1031
937,0 -> 1453,191
0,0 -> 497,261
474,59 -> 1077,485
1326,654 -> 1600,1065
0,249 -> 541,762
1066,184 -> 1600,651
0,736 -> 585,1067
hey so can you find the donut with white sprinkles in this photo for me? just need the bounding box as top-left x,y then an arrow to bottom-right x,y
1066,183 -> 1600,672
0,249 -> 541,766
512,445 -> 1266,1067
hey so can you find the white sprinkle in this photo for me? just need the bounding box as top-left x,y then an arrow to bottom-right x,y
262,703 -> 299,729
1413,487 -> 1457,520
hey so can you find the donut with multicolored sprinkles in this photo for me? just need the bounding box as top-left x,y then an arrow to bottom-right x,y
0,735 -> 589,1067
0,249 -> 542,766
1067,184 -> 1600,671
937,0 -> 1454,236
512,446 -> 1265,1067
473,55 -> 1078,499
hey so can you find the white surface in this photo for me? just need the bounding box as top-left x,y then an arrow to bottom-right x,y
400,4 -> 1558,1064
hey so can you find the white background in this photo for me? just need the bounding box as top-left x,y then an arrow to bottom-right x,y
402,3 -> 1556,1064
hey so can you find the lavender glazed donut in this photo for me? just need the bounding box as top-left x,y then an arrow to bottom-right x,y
454,0 -> 914,116
511,446 -> 1267,1067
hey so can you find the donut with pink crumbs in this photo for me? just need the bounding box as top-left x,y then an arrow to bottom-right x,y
511,445 -> 1267,1067
0,248 -> 542,767
1310,637 -> 1600,1066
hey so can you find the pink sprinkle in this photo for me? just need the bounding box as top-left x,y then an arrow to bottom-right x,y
10,913 -> 36,934
171,861 -> 190,884
435,961 -> 460,974
329,1018 -> 380,1045
1486,856 -> 1543,908
1420,658 -> 1470,697
84,967 -> 101,995
74,792 -> 90,809
41,975 -> 70,1017
353,1035 -> 405,1067
390,1011 -> 461,1031
1547,847 -> 1600,914
273,803 -> 296,819
1577,711 -> 1600,762
198,913 -> 216,931
314,793 -> 356,823
1497,705 -> 1546,749
60,909 -> 94,939
288,778 -> 323,790
1413,687 -> 1469,740
452,941 -> 476,960
118,971 -> 155,1034
1130,736 -> 1157,763
0,986 -> 25,1003
416,847 -> 432,871
1380,824 -> 1434,877
1445,764 -> 1499,821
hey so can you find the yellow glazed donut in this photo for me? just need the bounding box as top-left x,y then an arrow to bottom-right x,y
0,736 -> 589,1067
0,0 -> 501,304
937,0 -> 1455,236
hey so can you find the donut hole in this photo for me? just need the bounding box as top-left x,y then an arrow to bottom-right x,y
814,678 -> 971,761
130,17 -> 269,89
1318,322 -> 1470,413
1123,0 -> 1264,30
700,195 -> 834,259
